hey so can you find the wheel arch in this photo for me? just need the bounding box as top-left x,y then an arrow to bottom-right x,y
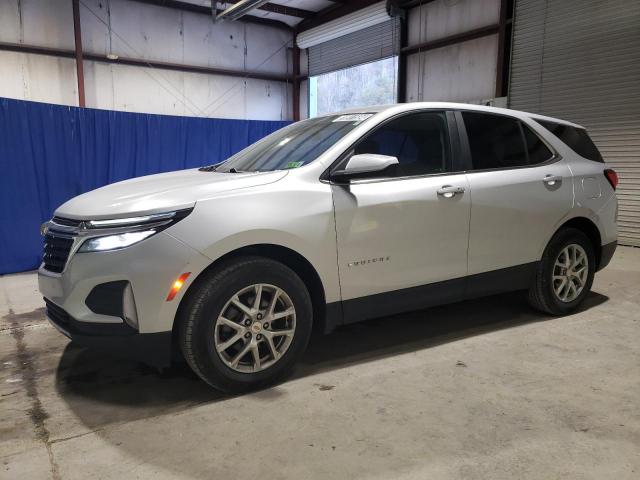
172,243 -> 330,344
552,216 -> 603,269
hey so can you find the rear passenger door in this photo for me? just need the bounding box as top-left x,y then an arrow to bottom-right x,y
459,111 -> 573,277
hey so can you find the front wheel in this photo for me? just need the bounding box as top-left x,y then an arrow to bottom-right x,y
178,256 -> 313,392
528,228 -> 596,315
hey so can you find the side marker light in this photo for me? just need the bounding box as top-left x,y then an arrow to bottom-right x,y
166,272 -> 191,301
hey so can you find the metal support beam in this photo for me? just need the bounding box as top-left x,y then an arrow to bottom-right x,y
224,0 -> 313,19
396,14 -> 408,103
495,0 -> 509,97
296,0 -> 380,33
0,42 -> 291,83
292,41 -> 300,121
131,0 -> 292,30
399,0 -> 436,9
72,0 -> 86,107
402,24 -> 500,56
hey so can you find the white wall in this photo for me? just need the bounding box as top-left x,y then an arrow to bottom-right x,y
299,78 -> 309,119
0,0 -> 293,120
405,0 -> 500,103
406,35 -> 499,102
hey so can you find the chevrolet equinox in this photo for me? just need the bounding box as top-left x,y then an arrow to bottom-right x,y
39,103 -> 618,392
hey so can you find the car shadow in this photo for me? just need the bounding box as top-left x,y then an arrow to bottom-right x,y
54,290 -> 608,429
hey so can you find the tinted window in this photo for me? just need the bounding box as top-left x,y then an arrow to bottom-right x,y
537,120 -> 604,162
353,112 -> 450,177
462,112 -> 527,169
522,124 -> 554,165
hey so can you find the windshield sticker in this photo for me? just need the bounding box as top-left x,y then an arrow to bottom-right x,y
284,161 -> 304,169
332,114 -> 373,123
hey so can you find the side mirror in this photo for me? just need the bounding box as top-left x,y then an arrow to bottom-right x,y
331,154 -> 399,182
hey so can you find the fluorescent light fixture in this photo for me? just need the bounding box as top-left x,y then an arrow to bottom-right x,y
216,0 -> 272,21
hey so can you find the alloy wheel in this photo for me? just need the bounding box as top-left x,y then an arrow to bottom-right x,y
552,244 -> 589,303
214,283 -> 296,373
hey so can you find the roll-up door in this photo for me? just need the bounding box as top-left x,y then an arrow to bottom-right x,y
307,18 -> 400,77
509,0 -> 640,246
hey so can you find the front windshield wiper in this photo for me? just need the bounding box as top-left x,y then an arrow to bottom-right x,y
198,165 -> 258,173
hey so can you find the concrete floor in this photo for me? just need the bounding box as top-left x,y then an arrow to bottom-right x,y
1,248 -> 639,480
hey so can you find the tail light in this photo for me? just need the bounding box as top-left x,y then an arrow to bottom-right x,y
604,169 -> 618,190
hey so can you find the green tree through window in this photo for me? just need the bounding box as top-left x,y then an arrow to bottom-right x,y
309,57 -> 398,117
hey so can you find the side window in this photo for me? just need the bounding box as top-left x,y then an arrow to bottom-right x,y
462,112 -> 528,170
522,124 -> 554,165
537,120 -> 604,163
353,112 -> 451,178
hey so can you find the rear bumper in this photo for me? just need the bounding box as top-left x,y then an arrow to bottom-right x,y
45,298 -> 173,367
598,241 -> 617,272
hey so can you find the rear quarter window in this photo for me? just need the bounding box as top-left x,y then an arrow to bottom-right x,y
522,124 -> 554,165
537,120 -> 604,163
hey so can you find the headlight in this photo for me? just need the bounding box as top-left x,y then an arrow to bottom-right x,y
77,208 -> 192,253
78,230 -> 156,252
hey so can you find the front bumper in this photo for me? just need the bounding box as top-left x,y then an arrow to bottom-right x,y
38,230 -> 212,365
38,231 -> 210,332
44,299 -> 173,367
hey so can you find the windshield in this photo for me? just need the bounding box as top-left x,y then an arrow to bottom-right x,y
213,113 -> 373,173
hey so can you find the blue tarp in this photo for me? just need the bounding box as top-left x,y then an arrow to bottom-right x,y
0,97 -> 290,274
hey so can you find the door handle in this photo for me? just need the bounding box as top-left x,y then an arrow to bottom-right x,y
437,185 -> 465,198
543,174 -> 563,186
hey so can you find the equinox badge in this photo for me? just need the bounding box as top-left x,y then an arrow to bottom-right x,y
348,256 -> 390,267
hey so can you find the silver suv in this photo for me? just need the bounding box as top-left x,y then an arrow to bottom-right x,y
38,103 -> 618,392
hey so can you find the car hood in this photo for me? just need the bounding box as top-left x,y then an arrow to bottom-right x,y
55,168 -> 288,220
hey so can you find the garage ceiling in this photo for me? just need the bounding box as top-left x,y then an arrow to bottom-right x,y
135,0 -> 356,29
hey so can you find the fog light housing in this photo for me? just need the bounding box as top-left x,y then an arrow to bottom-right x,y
85,281 -> 139,330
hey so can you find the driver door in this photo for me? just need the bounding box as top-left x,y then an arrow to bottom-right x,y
331,111 -> 471,323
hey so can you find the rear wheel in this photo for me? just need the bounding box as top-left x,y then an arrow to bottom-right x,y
528,228 -> 596,315
178,256 -> 313,392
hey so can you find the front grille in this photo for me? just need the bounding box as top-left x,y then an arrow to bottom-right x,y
43,233 -> 74,273
52,216 -> 83,227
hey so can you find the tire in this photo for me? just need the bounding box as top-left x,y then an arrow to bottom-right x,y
178,256 -> 313,392
528,227 -> 596,315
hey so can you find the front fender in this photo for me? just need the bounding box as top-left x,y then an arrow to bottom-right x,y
167,186 -> 341,305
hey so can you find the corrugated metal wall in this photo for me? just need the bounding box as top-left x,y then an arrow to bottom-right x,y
509,0 -> 640,246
